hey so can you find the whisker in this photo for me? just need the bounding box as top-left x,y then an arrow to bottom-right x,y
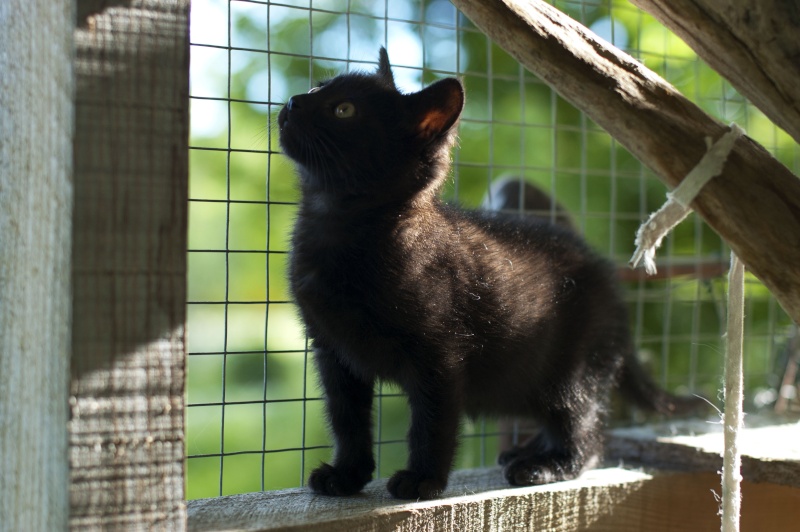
316,130 -> 354,192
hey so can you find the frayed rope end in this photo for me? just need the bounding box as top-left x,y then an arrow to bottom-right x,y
628,123 -> 743,276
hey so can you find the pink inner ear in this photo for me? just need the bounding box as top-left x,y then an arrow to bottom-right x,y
418,109 -> 451,138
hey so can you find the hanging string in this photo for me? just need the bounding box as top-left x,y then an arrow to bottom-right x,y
722,252 -> 745,532
629,123 -> 745,532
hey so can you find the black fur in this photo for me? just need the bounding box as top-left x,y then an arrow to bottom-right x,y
278,48 -> 700,500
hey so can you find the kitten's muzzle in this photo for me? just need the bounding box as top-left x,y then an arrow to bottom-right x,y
278,95 -> 305,130
278,105 -> 289,129
278,95 -> 306,157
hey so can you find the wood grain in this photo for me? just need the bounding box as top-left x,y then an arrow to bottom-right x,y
0,1 -> 73,530
451,0 -> 800,324
70,0 -> 189,529
188,468 -> 800,532
188,422 -> 800,531
632,0 -> 800,145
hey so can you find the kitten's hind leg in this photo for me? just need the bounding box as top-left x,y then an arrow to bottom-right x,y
497,417 -> 540,466
497,426 -> 544,467
308,347 -> 376,496
502,407 -> 603,486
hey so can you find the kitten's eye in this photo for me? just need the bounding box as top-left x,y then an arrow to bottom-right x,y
308,87 -> 321,94
334,102 -> 356,119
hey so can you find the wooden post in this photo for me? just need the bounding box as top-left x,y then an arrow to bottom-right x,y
451,0 -> 800,325
70,1 -> 189,529
631,0 -> 800,146
0,1 -> 74,530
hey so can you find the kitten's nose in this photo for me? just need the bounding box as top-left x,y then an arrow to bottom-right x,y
286,97 -> 298,110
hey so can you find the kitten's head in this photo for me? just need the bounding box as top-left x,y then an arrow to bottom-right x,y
278,48 -> 464,203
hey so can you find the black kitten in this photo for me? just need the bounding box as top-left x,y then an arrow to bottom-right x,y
278,48 -> 700,500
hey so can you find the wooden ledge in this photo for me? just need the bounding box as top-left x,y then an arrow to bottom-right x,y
189,467 -> 653,532
607,418 -> 800,488
188,421 -> 800,531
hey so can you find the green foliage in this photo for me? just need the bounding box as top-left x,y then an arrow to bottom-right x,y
186,0 -> 796,499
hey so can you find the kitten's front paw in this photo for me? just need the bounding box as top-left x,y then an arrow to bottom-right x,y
308,463 -> 371,496
387,470 -> 446,500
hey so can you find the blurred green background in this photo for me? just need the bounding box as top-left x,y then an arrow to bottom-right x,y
186,0 -> 798,499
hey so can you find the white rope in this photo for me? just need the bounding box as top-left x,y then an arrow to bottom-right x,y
722,252 -> 745,532
629,123 -> 744,274
629,123 -> 746,532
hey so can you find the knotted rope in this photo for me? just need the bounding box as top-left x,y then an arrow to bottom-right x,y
629,123 -> 745,532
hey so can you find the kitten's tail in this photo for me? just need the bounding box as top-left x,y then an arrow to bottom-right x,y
618,354 -> 708,415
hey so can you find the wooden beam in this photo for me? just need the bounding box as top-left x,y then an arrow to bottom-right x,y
607,420 -> 800,488
0,1 -> 73,530
631,0 -> 800,146
187,469 -> 799,532
616,259 -> 729,282
70,1 -> 189,528
188,422 -> 800,531
450,0 -> 800,324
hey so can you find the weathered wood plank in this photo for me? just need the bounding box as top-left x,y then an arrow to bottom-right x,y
70,1 -> 189,529
607,419 -> 800,488
187,468 -> 657,532
450,0 -> 800,325
187,466 -> 800,532
631,0 -> 800,146
0,1 -> 74,530
188,421 -> 800,531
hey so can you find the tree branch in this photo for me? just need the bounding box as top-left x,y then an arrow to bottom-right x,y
451,0 -> 800,324
631,0 -> 800,146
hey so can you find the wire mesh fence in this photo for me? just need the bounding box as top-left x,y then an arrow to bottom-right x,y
186,0 -> 798,499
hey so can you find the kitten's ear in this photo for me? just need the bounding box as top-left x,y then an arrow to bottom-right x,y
408,78 -> 464,142
377,47 -> 396,88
